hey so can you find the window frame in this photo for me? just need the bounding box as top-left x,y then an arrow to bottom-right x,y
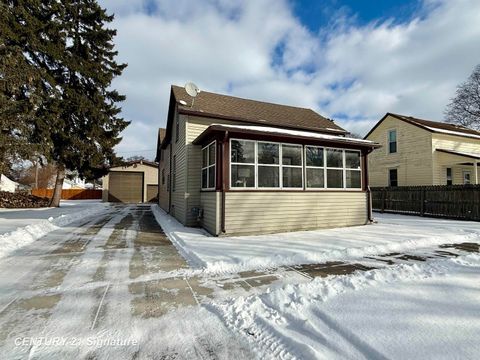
463,170 -> 471,185
281,143 -> 304,189
389,168 -> 398,187
201,141 -> 216,190
305,145 -> 325,190
387,129 -> 397,154
230,138 -> 257,189
446,167 -> 453,186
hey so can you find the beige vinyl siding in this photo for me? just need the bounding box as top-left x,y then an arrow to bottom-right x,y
432,133 -> 480,185
200,191 -> 221,235
367,115 -> 433,186
223,192 -> 367,236
185,115 -> 240,226
169,112 -> 188,224
101,163 -> 157,202
159,146 -> 170,211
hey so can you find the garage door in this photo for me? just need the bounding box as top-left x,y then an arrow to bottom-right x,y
108,172 -> 143,203
146,184 -> 158,202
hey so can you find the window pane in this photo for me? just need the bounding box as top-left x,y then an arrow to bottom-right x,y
258,166 -> 279,187
231,165 -> 255,187
282,145 -> 302,166
345,151 -> 360,169
208,166 -> 215,188
202,169 -> 208,188
306,168 -> 324,188
202,148 -> 208,167
208,144 -> 215,166
389,142 -> 397,153
327,169 -> 343,188
346,170 -> 361,188
306,146 -> 323,167
389,130 -> 396,142
326,149 -> 343,168
231,140 -> 254,163
283,167 -> 302,188
258,142 -> 279,164
389,169 -> 398,187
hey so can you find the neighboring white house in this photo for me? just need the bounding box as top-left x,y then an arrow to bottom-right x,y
0,174 -> 18,193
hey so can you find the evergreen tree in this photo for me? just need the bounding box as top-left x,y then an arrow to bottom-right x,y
2,0 -> 129,206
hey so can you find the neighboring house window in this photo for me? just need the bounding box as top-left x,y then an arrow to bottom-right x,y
231,139 -> 255,188
175,113 -> 179,143
161,169 -> 165,185
202,141 -> 216,189
172,155 -> 176,191
446,168 -> 452,185
463,171 -> 471,185
305,146 -> 325,188
282,144 -> 303,188
389,168 -> 398,187
388,129 -> 397,154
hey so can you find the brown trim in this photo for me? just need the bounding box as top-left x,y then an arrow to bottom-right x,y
221,131 -> 229,233
178,107 -> 347,136
224,189 -> 367,193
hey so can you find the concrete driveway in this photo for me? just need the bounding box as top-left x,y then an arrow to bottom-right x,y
0,204 -> 255,359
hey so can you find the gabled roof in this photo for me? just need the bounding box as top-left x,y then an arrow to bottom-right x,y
161,85 -> 346,148
365,112 -> 480,140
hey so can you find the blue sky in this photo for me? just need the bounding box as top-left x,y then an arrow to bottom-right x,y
99,0 -> 480,159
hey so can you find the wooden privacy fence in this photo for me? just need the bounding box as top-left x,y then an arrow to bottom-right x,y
32,188 -> 102,200
371,185 -> 480,221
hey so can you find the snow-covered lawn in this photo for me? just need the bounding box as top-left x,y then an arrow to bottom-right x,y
215,253 -> 480,359
153,206 -> 480,273
0,200 -> 108,258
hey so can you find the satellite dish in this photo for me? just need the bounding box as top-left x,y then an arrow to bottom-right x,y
185,82 -> 200,97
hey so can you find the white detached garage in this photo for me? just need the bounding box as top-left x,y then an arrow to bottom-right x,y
102,160 -> 158,203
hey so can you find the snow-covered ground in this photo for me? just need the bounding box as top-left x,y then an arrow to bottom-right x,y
215,253 -> 480,359
153,206 -> 480,273
0,200 -> 108,258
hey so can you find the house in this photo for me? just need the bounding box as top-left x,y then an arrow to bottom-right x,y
155,85 -> 379,236
101,160 -> 159,203
365,113 -> 480,187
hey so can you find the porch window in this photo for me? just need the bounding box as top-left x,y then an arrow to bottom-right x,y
388,129 -> 397,154
231,139 -> 255,188
201,141 -> 216,189
389,168 -> 398,187
463,171 -> 471,185
305,146 -> 324,188
326,148 -> 344,188
257,142 -> 280,188
446,168 -> 452,185
345,150 -> 362,188
282,144 -> 303,188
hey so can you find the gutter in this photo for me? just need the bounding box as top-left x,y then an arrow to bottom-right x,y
168,143 -> 172,213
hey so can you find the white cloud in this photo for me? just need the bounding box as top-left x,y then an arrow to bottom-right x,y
100,0 -> 480,158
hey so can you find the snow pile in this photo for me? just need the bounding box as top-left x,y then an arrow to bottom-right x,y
153,206 -> 480,274
213,253 -> 480,359
0,174 -> 18,193
0,202 -> 109,259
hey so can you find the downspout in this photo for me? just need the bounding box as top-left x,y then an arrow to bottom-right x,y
221,131 -> 229,234
365,149 -> 373,223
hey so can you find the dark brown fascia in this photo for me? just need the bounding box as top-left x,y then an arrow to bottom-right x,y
193,125 -> 380,151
